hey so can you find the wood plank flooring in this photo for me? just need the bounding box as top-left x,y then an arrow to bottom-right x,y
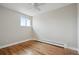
0,40 -> 78,55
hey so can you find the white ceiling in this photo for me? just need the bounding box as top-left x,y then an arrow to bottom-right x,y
0,3 -> 71,16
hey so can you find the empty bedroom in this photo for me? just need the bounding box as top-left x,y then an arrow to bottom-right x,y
0,3 -> 79,55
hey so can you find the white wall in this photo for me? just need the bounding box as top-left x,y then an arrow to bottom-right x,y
33,4 -> 77,48
77,4 -> 79,50
0,6 -> 32,48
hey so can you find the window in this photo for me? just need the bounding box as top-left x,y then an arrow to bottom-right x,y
20,15 -> 31,27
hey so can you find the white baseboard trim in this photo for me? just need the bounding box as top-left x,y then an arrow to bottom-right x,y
0,39 -> 32,49
38,40 -> 79,53
65,46 -> 79,53
37,40 -> 64,47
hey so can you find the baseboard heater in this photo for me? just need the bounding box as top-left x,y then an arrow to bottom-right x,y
36,40 -> 64,48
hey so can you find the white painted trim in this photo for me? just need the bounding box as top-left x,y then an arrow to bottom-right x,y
37,40 -> 64,47
38,40 -> 79,53
65,46 -> 79,53
0,39 -> 64,49
0,39 -> 32,49
64,44 -> 79,53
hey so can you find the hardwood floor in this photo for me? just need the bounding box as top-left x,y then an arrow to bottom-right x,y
0,40 -> 78,55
